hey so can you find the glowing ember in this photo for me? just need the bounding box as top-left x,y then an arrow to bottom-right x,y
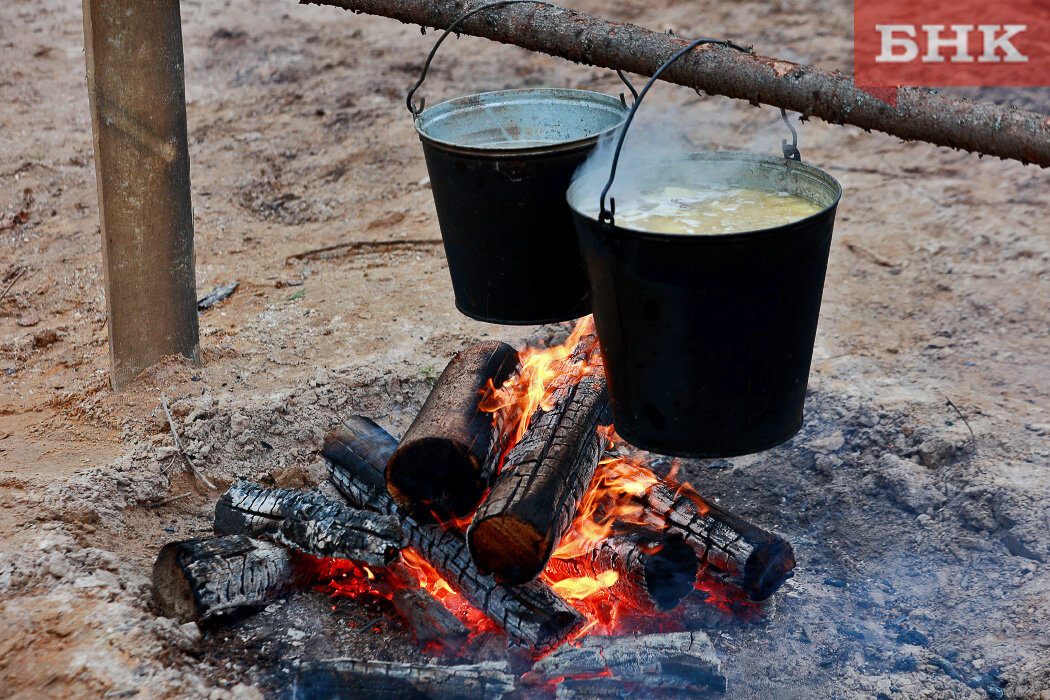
398,549 -> 499,639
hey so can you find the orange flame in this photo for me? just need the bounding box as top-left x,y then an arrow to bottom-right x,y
399,548 -> 500,639
479,315 -> 601,458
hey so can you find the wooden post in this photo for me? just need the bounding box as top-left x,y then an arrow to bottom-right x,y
82,0 -> 200,389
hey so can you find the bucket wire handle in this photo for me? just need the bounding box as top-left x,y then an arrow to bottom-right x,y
780,108 -> 801,161
598,37 -> 751,227
406,0 -> 562,117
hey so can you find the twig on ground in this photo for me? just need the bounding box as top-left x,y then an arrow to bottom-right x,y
160,392 -> 216,490
286,238 -> 443,262
149,491 -> 194,509
197,281 -> 239,310
945,397 -> 977,455
0,267 -> 27,303
844,241 -> 899,269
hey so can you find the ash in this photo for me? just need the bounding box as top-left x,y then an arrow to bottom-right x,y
4,345 -> 1047,698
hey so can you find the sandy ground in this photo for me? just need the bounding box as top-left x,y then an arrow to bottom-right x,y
1,0 -> 1048,698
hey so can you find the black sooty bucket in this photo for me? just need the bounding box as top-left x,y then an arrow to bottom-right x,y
566,39 -> 843,457
408,3 -> 628,324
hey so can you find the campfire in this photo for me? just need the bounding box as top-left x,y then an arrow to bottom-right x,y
152,317 -> 795,696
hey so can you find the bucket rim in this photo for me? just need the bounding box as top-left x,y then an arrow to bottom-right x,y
414,87 -> 628,157
566,150 -> 843,242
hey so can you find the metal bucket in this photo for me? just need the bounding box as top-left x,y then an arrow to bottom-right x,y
415,88 -> 628,323
568,151 -> 841,456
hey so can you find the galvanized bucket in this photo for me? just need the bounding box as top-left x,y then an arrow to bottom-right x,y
406,1 -> 628,324
414,89 -> 627,323
566,38 -> 843,457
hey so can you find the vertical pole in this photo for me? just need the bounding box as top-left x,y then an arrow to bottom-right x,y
82,0 -> 200,389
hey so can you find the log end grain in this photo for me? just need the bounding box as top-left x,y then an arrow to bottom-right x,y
642,533 -> 699,611
743,538 -> 796,601
387,437 -> 482,522
467,513 -> 547,585
152,541 -> 201,622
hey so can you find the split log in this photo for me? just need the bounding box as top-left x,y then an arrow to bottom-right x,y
522,631 -> 726,695
324,416 -> 587,654
468,376 -> 609,585
214,481 -> 403,567
545,531 -> 698,612
633,481 -> 795,601
213,482 -> 468,653
294,659 -> 516,700
386,341 -> 519,522
153,536 -> 304,621
306,0 -> 1050,168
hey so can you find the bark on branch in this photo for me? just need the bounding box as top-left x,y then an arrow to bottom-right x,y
303,0 -> 1050,167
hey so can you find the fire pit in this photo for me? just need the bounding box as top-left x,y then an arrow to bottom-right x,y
152,317 -> 795,696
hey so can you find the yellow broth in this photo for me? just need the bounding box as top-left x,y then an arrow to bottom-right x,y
596,185 -> 823,235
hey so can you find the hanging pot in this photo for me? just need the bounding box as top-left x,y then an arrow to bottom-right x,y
566,39 -> 843,457
408,2 -> 629,324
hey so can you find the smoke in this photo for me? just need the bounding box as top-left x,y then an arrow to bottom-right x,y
570,106 -> 699,218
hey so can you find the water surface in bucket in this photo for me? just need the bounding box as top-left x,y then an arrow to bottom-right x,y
589,185 -> 822,235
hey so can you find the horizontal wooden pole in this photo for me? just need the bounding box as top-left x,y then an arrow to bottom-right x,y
303,0 -> 1050,167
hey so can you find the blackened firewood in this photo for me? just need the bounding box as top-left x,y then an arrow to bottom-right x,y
468,376 -> 609,584
379,562 -> 469,655
386,341 -> 519,521
634,481 -> 795,601
294,659 -> 516,700
545,531 -> 698,612
522,631 -> 726,695
324,417 -> 586,655
152,536 -> 304,621
214,482 -> 403,567
214,481 -> 467,652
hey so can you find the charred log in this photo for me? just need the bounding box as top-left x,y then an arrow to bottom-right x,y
305,0 -> 1050,168
214,481 -> 403,567
545,530 -> 698,611
386,341 -> 519,522
522,631 -> 726,695
634,481 -> 795,601
468,376 -> 609,585
152,536 -> 305,621
324,416 -> 587,654
213,481 -> 467,652
294,659 -> 516,700
379,562 -> 470,654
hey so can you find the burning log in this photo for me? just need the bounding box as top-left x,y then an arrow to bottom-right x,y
468,377 -> 609,587
635,481 -> 795,601
545,531 -> 698,612
522,631 -> 726,695
386,341 -> 519,522
323,416 -> 587,654
214,481 -> 403,567
306,0 -> 1050,168
213,482 -> 468,653
153,536 -> 308,621
294,659 -> 516,700
385,574 -> 470,653
468,376 -> 610,584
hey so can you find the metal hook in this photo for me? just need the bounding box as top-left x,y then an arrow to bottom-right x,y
616,70 -> 639,103
406,0 -> 562,117
780,108 -> 801,161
